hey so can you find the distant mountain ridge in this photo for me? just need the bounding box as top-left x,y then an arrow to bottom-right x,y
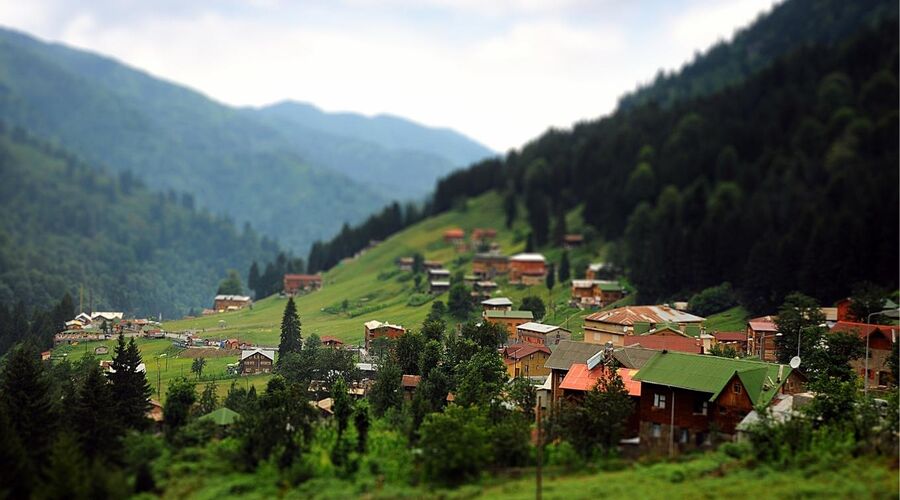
0,27 -> 491,251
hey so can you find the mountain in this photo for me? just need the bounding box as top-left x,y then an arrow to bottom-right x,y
618,0 -> 897,110
309,0 -> 899,313
254,101 -> 493,201
0,125 -> 279,318
0,28 -> 490,251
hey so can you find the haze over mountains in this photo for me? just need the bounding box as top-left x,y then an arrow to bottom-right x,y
0,27 -> 493,251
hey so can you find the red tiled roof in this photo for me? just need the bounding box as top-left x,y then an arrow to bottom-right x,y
502,344 -> 551,360
320,335 -> 344,344
713,331 -> 747,342
559,363 -> 641,396
401,375 -> 421,388
624,335 -> 702,354
444,228 -> 465,238
830,321 -> 897,340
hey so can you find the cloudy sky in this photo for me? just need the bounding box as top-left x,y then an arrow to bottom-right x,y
0,0 -> 776,151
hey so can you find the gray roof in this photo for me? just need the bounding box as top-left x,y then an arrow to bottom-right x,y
612,345 -> 658,369
482,297 -> 513,306
241,348 -> 275,361
544,340 -> 605,371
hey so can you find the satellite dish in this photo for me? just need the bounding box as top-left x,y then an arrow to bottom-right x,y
789,356 -> 801,369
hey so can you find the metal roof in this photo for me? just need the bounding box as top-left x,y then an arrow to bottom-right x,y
482,297 -> 513,306
517,322 -> 563,334
485,310 -> 534,320
544,340 -> 605,371
585,305 -> 704,326
214,295 -> 251,302
240,348 -> 275,361
510,253 -> 546,263
633,351 -> 792,406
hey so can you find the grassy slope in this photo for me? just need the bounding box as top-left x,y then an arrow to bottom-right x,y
164,193 -> 611,346
705,306 -> 750,332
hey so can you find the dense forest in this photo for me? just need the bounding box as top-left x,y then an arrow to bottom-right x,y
306,1 -> 898,313
0,28 -> 491,251
0,125 -> 278,318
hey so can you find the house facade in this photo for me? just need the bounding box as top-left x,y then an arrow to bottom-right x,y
830,321 -> 897,386
283,274 -> 323,295
484,310 -> 534,339
240,349 -> 275,375
472,253 -> 509,278
543,340 -> 606,405
515,322 -> 571,346
583,305 -> 705,347
213,295 -> 252,312
482,297 -> 513,314
502,344 -> 551,378
746,315 -> 778,361
364,320 -> 406,350
633,351 -> 805,454
570,280 -> 626,307
508,253 -> 547,285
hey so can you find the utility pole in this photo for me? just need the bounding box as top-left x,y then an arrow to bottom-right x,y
536,402 -> 543,500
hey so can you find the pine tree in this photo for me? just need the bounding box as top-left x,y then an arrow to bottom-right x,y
73,365 -> 122,461
559,251 -> 571,283
354,400 -> 371,452
0,344 -> 56,470
248,261 -> 260,298
108,335 -> 152,430
278,298 -> 302,364
331,376 -> 352,437
198,382 -> 219,414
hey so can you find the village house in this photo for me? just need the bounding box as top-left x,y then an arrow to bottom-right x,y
320,335 -> 345,349
443,228 -> 466,249
283,274 -> 323,295
515,322 -> 571,347
633,351 -> 805,455
583,305 -> 705,347
508,253 -> 547,285
558,359 -> 642,437
746,315 -> 778,361
363,320 -> 406,350
482,297 -> 513,314
397,257 -> 414,272
429,280 -> 450,294
427,268 -> 451,281
239,348 -> 275,375
423,260 -> 443,271
213,295 -> 252,312
401,375 -> 421,401
830,321 -> 897,387
502,344 -> 551,378
472,253 -> 509,279
623,325 -> 707,354
471,228 -> 497,242
543,340 -> 605,404
484,309 -> 534,339
563,234 -> 584,249
711,331 -> 749,352
570,279 -> 626,307
473,280 -> 498,298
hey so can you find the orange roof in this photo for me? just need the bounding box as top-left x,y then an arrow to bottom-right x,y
559,364 -> 640,396
748,315 -> 777,332
831,321 -> 897,340
320,335 -> 344,344
401,375 -> 421,388
502,344 -> 551,360
444,228 -> 465,238
624,335 -> 702,353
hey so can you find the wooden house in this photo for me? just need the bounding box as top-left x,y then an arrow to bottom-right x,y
423,260 -> 444,271
472,253 -> 509,278
484,310 -> 534,339
482,297 -> 513,314
502,344 -> 551,378
746,315 -> 778,361
563,234 -> 584,248
364,320 -> 406,350
240,348 -> 275,375
711,331 -> 748,352
397,257 -> 414,272
401,375 -> 421,401
508,253 -> 547,285
543,340 -> 604,404
471,228 -> 497,241
633,351 -> 805,454
583,305 -> 705,347
443,228 -> 465,245
515,322 -> 571,347
427,268 -> 451,280
429,280 -> 450,294
559,362 -> 642,437
283,274 -> 323,295
830,321 -> 897,387
623,326 -> 705,354
320,335 -> 345,349
213,295 -> 252,312
570,280 -> 625,307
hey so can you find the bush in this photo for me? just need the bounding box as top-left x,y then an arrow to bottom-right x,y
687,282 -> 738,316
418,405 -> 491,485
406,293 -> 432,307
544,441 -> 582,468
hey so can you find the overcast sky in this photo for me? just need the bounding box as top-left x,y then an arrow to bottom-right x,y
0,0 -> 776,152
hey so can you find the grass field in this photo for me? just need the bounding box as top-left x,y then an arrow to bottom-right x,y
164,193 -> 611,346
705,306 -> 750,332
52,337 -> 272,402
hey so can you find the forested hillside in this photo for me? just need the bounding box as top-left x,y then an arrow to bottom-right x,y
309,2 -> 899,313
0,125 -> 278,318
618,0 -> 897,110
0,28 -> 490,251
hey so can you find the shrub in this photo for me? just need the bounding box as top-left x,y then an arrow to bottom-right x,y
418,405 -> 491,485
687,282 -> 738,316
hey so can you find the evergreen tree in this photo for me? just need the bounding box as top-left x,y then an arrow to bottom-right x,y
353,400 -> 371,452
370,358 -> 402,417
520,296 -> 545,321
447,283 -> 473,319
0,344 -> 56,470
0,405 -> 32,498
503,189 -> 517,228
164,377 -> 196,438
277,297 -> 303,365
247,261 -> 260,298
559,251 -> 571,283
331,376 -> 352,437
108,335 -> 152,430
73,364 -> 122,461
552,205 -> 568,245
191,357 -> 207,379
217,269 -> 244,295
37,433 -> 90,500
545,263 -> 556,291
396,331 -> 425,375
198,382 -> 218,414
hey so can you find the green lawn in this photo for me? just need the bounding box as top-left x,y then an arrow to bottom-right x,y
705,306 -> 750,332
52,337 -> 272,402
164,193 -> 609,346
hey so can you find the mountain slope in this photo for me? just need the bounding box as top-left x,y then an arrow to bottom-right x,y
0,125 -> 278,318
619,0 -> 897,110
0,28 -> 488,251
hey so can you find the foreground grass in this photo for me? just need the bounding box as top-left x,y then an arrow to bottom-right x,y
164,193 -> 606,346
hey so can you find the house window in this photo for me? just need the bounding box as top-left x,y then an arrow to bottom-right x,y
651,423 -> 661,438
719,405 -> 727,415
696,432 -> 708,446
653,393 -> 667,409
732,383 -> 742,394
692,400 -> 708,415
678,428 -> 689,444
